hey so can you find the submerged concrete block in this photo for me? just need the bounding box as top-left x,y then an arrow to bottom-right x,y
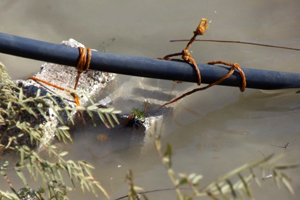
10,38 -> 167,150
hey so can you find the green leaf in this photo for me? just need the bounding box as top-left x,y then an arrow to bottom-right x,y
133,186 -> 144,192
112,109 -> 122,114
26,164 -> 34,179
87,109 -> 96,126
226,179 -> 237,198
273,170 -> 281,189
20,147 -> 24,166
52,106 -> 64,124
58,126 -> 70,131
188,173 -> 196,180
215,183 -> 230,200
105,113 -> 115,128
97,111 -> 110,128
46,93 -> 58,105
99,107 -> 114,113
206,190 -> 219,200
18,87 -> 24,102
7,101 -> 11,110
163,144 -> 172,168
19,102 -> 37,118
37,187 -> 45,194
238,173 -> 251,197
155,139 -> 161,152
37,107 -> 47,121
176,177 -> 188,186
274,164 -> 299,170
79,161 -> 95,169
250,168 -> 261,187
192,175 -> 203,185
111,113 -> 120,125
64,107 -> 74,125
280,172 -> 294,195
76,106 -> 86,111
15,168 -> 28,186
66,164 -> 72,179
36,89 -> 41,97
87,105 -> 98,111
59,151 -> 69,157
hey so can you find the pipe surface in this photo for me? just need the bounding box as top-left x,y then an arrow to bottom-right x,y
0,32 -> 300,90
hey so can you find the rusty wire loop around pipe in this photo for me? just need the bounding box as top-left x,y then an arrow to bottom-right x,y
159,18 -> 209,86
29,47 -> 92,106
74,47 -> 92,90
160,61 -> 247,108
159,18 -> 247,107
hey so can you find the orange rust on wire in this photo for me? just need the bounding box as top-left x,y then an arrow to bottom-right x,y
160,18 -> 209,85
160,61 -> 246,108
29,46 -> 92,107
29,76 -> 72,93
142,100 -> 148,116
185,18 -> 208,50
207,61 -> 246,92
74,47 -> 92,90
159,18 -> 248,108
72,47 -> 92,106
125,113 -> 136,126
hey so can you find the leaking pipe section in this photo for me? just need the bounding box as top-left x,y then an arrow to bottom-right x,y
0,32 -> 300,90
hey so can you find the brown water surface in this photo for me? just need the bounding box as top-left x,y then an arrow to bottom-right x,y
1,0 -> 300,199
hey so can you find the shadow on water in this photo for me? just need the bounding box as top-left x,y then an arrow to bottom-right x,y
64,113 -> 146,165
166,89 -> 300,142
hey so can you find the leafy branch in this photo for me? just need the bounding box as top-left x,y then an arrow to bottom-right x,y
132,122 -> 298,200
0,61 -> 120,199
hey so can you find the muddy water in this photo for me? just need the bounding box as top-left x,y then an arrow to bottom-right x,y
1,0 -> 300,199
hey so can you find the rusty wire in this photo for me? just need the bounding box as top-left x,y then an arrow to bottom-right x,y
29,47 -> 91,106
159,18 -> 247,107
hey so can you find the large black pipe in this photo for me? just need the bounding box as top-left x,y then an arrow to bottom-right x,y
0,32 -> 300,90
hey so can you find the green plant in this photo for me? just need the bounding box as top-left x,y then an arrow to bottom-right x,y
131,101 -> 148,122
120,123 -> 298,200
125,170 -> 148,200
0,62 -> 120,199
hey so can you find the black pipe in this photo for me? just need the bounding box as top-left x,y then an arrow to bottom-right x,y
0,32 -> 300,90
